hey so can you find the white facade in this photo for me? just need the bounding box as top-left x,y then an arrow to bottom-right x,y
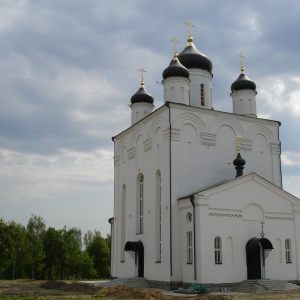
110,34 -> 300,286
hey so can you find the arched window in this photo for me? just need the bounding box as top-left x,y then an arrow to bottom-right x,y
200,84 -> 205,106
137,174 -> 144,234
155,170 -> 162,262
285,239 -> 292,263
214,237 -> 222,264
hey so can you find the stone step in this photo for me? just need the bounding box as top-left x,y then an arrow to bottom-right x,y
231,280 -> 300,293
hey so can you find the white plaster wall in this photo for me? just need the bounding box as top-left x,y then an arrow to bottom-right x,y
188,69 -> 212,109
232,89 -> 257,117
131,102 -> 154,125
163,77 -> 190,105
112,102 -> 283,283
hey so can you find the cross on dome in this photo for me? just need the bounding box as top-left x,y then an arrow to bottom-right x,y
237,53 -> 246,74
138,68 -> 147,86
184,20 -> 195,37
170,37 -> 180,56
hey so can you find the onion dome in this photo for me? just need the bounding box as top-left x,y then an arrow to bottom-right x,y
178,35 -> 212,73
231,66 -> 256,92
233,148 -> 246,178
162,53 -> 189,80
131,81 -> 154,104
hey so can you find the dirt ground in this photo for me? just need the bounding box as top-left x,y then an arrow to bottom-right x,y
1,280 -> 300,299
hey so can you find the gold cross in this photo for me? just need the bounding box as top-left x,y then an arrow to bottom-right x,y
138,68 -> 147,83
235,134 -> 241,153
184,20 -> 195,36
237,53 -> 246,69
170,38 -> 180,55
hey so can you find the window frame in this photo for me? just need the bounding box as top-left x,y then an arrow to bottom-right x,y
214,236 -> 222,264
187,231 -> 193,264
285,238 -> 292,263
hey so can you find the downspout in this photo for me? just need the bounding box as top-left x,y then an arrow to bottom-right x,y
166,101 -> 173,277
111,136 -> 116,278
190,195 -> 197,281
277,121 -> 283,188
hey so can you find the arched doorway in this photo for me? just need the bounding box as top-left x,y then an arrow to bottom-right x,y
124,241 -> 144,277
246,238 -> 273,280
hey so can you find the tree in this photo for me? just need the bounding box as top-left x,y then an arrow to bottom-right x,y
43,227 -> 64,280
85,230 -> 110,278
26,215 -> 46,279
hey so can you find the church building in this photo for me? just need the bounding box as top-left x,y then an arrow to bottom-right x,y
109,23 -> 300,288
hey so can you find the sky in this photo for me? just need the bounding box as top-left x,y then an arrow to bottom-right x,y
0,0 -> 300,237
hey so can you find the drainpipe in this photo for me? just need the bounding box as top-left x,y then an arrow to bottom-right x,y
190,195 -> 197,281
277,121 -> 283,188
166,102 -> 173,277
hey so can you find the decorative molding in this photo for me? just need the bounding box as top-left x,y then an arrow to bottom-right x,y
201,133 -> 216,146
266,216 -> 294,221
127,147 -> 135,160
171,128 -> 180,141
114,155 -> 120,167
163,128 -> 170,142
240,138 -> 252,151
270,142 -> 281,155
209,213 -> 242,218
143,138 -> 152,152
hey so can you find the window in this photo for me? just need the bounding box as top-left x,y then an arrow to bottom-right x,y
285,239 -> 292,263
200,84 -> 205,106
137,174 -> 144,234
214,237 -> 222,264
155,171 -> 162,262
187,231 -> 193,263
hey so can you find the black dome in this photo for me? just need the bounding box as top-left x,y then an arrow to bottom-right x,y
131,84 -> 154,105
162,55 -> 189,80
178,36 -> 212,73
231,72 -> 256,92
233,153 -> 246,168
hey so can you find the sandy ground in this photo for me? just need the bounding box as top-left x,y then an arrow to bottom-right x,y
1,280 -> 300,299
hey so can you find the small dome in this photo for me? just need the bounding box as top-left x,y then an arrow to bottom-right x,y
131,83 -> 154,105
178,36 -> 212,73
233,153 -> 246,168
231,70 -> 256,92
162,55 -> 189,80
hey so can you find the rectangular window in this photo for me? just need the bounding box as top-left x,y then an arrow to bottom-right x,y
214,237 -> 222,264
137,175 -> 144,234
200,84 -> 205,106
187,231 -> 193,264
285,239 -> 292,263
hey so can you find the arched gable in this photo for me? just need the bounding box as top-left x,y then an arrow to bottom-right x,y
149,116 -> 168,138
208,115 -> 244,137
116,137 -> 130,156
172,112 -> 206,133
130,123 -> 147,147
246,124 -> 276,144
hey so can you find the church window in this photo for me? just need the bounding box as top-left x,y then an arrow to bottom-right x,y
120,184 -> 126,261
187,231 -> 193,264
214,237 -> 222,264
137,174 -> 144,234
186,212 -> 192,223
285,239 -> 292,263
200,84 -> 205,106
155,170 -> 162,262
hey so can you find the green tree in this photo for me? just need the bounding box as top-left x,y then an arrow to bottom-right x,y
43,227 -> 64,280
85,230 -> 110,278
5,221 -> 31,279
26,215 -> 46,279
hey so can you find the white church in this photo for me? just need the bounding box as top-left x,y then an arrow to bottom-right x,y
109,24 -> 300,288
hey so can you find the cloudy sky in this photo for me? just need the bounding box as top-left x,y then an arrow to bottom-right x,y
1,0 -> 300,236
